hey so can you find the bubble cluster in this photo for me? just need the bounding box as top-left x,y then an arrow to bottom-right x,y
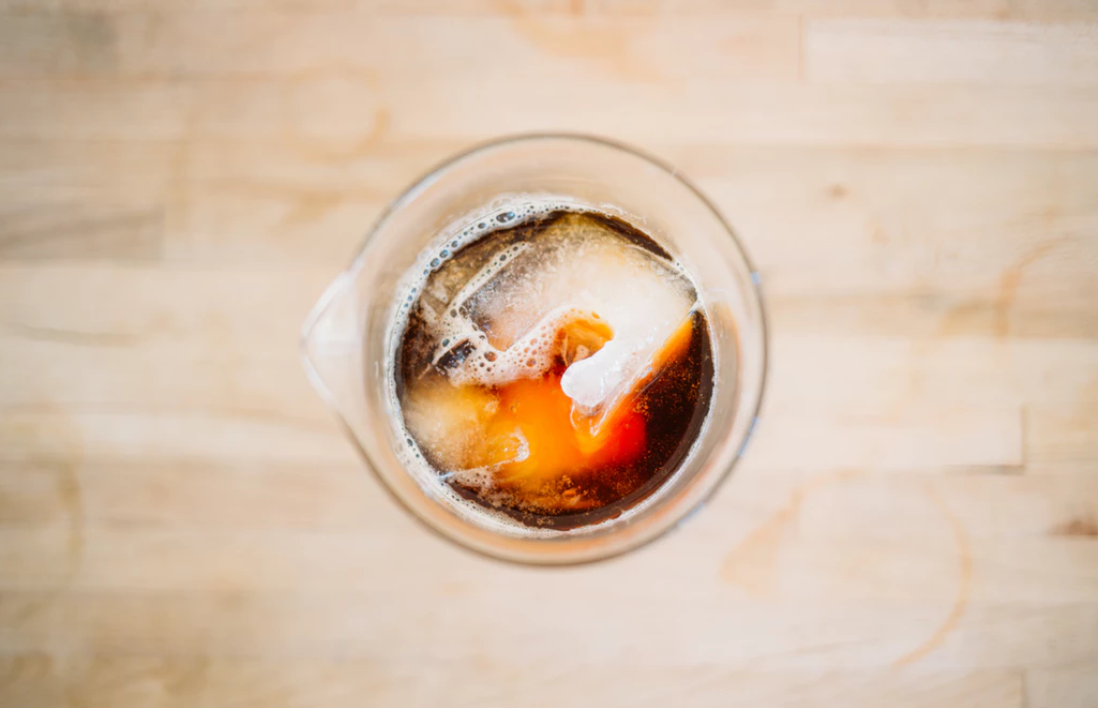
435,305 -> 606,387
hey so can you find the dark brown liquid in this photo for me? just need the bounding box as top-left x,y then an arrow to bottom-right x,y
395,210 -> 713,529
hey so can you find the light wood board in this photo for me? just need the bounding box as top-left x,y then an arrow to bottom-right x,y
1,2 -> 1097,706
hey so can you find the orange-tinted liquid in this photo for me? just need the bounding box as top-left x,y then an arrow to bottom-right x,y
395,211 -> 713,529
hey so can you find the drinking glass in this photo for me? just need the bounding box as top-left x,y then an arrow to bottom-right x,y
301,134 -> 766,564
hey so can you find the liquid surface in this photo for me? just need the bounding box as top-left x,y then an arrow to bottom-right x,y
393,208 -> 713,528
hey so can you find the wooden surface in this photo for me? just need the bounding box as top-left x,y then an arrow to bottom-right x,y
2,2 -> 1098,706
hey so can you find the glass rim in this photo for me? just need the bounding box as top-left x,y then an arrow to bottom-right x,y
302,132 -> 770,566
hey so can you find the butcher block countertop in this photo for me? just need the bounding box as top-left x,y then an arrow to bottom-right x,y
2,2 -> 1098,706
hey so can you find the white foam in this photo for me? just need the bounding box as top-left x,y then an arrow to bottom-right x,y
422,210 -> 696,413
440,305 -> 608,387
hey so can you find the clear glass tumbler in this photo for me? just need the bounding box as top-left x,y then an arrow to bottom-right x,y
301,134 -> 766,564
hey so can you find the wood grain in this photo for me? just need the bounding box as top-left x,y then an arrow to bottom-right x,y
1,2 -> 1096,707
807,20 -> 1098,86
0,657 -> 1029,708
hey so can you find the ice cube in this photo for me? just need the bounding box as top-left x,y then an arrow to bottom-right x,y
402,379 -> 526,472
427,212 -> 697,409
